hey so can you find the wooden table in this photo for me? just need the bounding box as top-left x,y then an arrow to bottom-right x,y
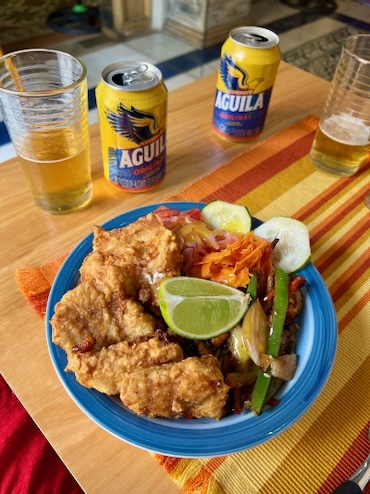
0,62 -> 330,493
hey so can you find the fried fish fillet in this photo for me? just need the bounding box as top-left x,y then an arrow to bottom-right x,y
51,282 -> 157,354
119,355 -> 230,420
85,212 -> 183,307
51,213 -> 231,421
66,335 -> 184,395
80,251 -> 137,301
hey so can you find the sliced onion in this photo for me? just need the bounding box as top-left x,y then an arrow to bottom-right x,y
228,324 -> 250,367
270,353 -> 297,381
241,299 -> 272,371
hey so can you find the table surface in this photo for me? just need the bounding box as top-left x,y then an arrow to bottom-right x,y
0,62 -> 330,494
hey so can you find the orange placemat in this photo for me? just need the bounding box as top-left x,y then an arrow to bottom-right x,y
15,116 -> 370,494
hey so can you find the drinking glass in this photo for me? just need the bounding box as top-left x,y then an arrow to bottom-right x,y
0,49 -> 92,213
309,34 -> 370,177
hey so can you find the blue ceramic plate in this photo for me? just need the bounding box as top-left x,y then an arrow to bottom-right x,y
46,201 -> 337,458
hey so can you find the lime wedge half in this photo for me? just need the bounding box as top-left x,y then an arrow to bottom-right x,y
159,277 -> 251,340
201,200 -> 252,233
253,217 -> 311,273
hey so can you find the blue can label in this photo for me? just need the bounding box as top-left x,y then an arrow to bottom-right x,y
107,132 -> 166,191
213,88 -> 272,139
213,48 -> 279,140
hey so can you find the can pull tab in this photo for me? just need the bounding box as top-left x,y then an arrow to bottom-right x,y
241,33 -> 269,44
122,64 -> 148,85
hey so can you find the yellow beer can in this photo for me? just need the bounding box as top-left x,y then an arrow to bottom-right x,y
96,62 -> 167,192
213,27 -> 281,140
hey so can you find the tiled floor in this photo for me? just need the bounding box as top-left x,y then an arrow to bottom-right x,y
1,0 -> 369,162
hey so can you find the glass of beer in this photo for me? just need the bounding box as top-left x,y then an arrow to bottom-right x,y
0,49 -> 92,213
310,34 -> 370,177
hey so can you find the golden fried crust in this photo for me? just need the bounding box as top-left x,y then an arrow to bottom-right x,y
119,355 -> 230,420
91,213 -> 182,307
66,336 -> 184,395
80,251 -> 137,301
51,282 -> 157,354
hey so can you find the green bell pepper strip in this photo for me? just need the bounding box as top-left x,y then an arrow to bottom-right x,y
250,266 -> 289,415
246,270 -> 258,302
267,266 -> 289,358
250,371 -> 271,415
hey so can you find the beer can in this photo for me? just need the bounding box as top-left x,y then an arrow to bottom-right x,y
213,26 -> 281,140
96,62 -> 167,192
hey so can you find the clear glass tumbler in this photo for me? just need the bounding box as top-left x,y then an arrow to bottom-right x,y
0,49 -> 92,213
310,34 -> 370,177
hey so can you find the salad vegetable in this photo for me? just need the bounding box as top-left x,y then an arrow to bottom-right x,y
155,203 -> 307,417
201,200 -> 252,234
250,266 -> 290,415
253,216 -> 311,273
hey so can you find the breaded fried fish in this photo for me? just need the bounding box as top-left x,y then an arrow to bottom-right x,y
51,282 -> 157,354
119,355 -> 230,420
66,335 -> 184,395
80,251 -> 137,301
51,212 -> 231,421
88,212 -> 182,307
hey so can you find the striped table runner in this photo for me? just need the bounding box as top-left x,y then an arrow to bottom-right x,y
156,116 -> 370,494
16,116 -> 370,494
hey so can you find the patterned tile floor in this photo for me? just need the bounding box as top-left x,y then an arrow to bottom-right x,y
1,0 -> 370,161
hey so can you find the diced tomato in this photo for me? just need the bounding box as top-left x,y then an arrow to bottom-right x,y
153,207 -> 181,218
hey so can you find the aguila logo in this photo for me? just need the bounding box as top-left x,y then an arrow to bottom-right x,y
106,103 -> 162,144
220,54 -> 264,94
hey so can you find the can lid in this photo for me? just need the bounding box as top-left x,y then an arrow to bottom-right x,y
101,62 -> 162,90
230,26 -> 279,49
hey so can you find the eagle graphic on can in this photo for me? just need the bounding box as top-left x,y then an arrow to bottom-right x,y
106,103 -> 161,144
220,54 -> 264,94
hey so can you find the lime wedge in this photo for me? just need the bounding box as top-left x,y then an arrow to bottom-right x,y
201,200 -> 252,233
159,277 -> 251,339
253,217 -> 311,273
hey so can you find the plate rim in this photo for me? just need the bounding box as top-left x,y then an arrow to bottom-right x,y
45,201 -> 338,458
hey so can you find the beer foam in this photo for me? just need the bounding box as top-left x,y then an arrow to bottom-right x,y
321,114 -> 369,146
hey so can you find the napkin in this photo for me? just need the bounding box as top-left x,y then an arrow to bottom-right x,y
15,117 -> 370,494
0,374 -> 83,494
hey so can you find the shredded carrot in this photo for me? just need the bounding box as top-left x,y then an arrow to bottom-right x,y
189,231 -> 273,288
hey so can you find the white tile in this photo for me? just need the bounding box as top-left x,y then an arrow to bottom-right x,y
165,73 -> 197,91
124,32 -> 195,62
186,60 -> 220,80
0,142 -> 16,163
88,108 -> 99,125
92,43 -> 146,62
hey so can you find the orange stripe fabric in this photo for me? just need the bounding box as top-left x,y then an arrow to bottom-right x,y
15,253 -> 69,318
182,457 -> 227,494
16,117 -> 370,494
167,117 -> 318,204
294,161 -> 370,223
314,213 -> 370,275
